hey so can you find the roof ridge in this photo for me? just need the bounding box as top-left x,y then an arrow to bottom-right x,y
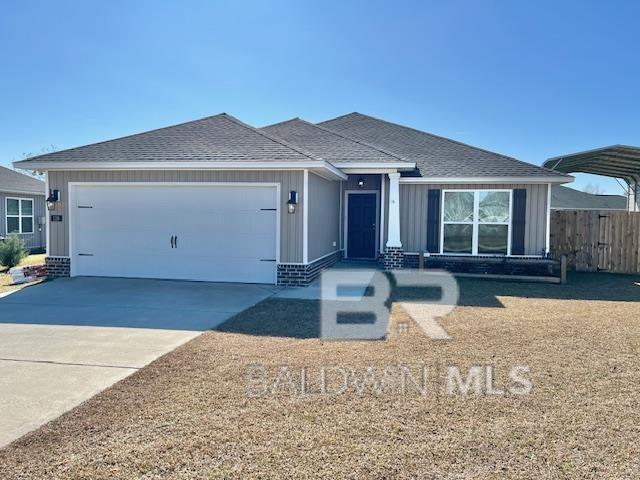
261,117 -> 302,129
292,118 -> 412,163
14,113 -> 232,165
322,112 -> 567,176
221,114 -> 325,162
318,111 -> 362,124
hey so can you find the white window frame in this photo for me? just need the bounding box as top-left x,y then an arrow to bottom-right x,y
440,189 -> 512,256
5,197 -> 34,235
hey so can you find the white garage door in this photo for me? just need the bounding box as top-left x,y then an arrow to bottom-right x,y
70,184 -> 278,284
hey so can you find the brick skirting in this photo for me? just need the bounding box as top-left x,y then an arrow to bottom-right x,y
382,246 -> 404,271
403,253 -> 558,277
277,250 -> 343,286
45,256 -> 71,278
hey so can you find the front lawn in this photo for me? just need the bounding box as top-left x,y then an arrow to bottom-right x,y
0,253 -> 46,294
1,272 -> 639,479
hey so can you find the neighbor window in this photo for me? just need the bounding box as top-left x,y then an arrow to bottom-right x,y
442,190 -> 511,255
5,198 -> 34,234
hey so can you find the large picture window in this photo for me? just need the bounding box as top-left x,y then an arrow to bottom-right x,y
5,198 -> 34,234
441,190 -> 511,255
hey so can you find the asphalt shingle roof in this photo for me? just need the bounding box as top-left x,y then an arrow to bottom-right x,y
319,112 -> 569,179
14,113 -> 321,167
12,111 -> 572,183
551,185 -> 627,210
0,165 -> 45,195
260,118 -> 412,165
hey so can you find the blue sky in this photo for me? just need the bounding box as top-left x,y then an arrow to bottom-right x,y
2,0 -> 638,193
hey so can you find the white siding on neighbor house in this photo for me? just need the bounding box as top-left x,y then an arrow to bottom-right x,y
307,172 -> 340,261
0,192 -> 46,250
47,170 -> 304,262
400,183 -> 549,256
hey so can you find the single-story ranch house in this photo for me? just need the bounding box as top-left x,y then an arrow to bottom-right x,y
14,113 -> 572,285
0,165 -> 46,252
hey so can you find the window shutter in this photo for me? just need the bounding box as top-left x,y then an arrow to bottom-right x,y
426,189 -> 441,253
511,189 -> 527,255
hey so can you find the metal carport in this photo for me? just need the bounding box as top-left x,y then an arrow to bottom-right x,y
543,145 -> 640,212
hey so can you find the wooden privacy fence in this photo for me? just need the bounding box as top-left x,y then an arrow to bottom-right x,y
551,210 -> 640,274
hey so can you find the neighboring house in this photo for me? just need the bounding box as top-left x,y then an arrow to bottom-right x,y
14,113 -> 572,285
551,185 -> 628,211
0,165 -> 46,252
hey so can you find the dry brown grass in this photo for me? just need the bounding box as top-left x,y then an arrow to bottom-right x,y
0,253 -> 46,294
1,272 -> 639,479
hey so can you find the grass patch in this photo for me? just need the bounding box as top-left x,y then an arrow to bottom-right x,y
0,272 -> 639,479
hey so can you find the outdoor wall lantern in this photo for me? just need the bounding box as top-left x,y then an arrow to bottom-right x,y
46,189 -> 60,211
357,177 -> 365,188
287,190 -> 298,214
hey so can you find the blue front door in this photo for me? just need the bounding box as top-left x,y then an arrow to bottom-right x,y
347,193 -> 377,258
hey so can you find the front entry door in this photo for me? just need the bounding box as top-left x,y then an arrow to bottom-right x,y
347,193 -> 377,258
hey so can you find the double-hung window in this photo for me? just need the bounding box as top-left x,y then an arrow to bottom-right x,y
5,198 -> 34,234
441,190 -> 511,255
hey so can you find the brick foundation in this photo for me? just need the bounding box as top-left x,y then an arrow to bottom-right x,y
402,253 -> 559,277
382,246 -> 404,271
277,250 -> 343,286
45,256 -> 71,278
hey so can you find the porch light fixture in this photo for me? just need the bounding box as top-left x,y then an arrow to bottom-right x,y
287,190 -> 298,214
357,178 -> 365,188
46,189 -> 60,211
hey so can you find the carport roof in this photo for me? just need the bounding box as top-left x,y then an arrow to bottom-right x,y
544,145 -> 640,184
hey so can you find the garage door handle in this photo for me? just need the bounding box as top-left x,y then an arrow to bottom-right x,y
170,236 -> 175,248
175,236 -> 178,248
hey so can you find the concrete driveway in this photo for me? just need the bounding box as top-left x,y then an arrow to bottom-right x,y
0,277 -> 277,447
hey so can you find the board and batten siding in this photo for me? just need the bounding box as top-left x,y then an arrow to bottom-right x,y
400,183 -> 549,256
308,172 -> 340,261
0,192 -> 46,250
47,170 -> 304,263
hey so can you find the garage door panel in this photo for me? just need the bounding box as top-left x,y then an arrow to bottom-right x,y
188,236 -> 276,258
72,185 -> 278,284
166,257 -> 274,284
75,211 -> 173,256
76,253 -> 168,279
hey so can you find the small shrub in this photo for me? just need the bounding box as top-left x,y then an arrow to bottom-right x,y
0,235 -> 29,268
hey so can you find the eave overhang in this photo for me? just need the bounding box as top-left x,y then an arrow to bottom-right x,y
13,160 -> 348,181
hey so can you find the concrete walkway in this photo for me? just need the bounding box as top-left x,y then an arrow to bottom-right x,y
0,277 -> 277,448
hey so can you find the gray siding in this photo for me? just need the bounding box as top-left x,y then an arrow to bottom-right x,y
344,174 -> 381,191
47,170 -> 304,262
308,172 -> 340,261
0,192 -> 46,250
400,183 -> 549,256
